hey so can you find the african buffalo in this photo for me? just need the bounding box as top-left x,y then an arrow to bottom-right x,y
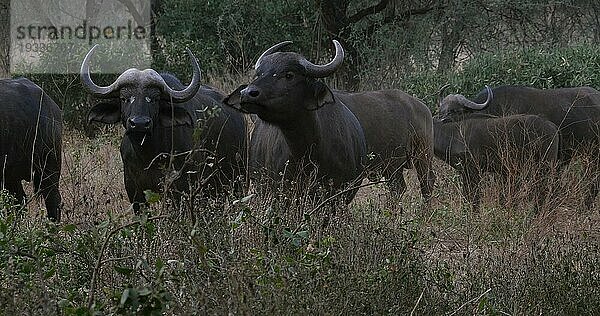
235,42 -> 435,205
0,78 -> 62,221
434,112 -> 560,210
81,45 -> 246,212
338,91 -> 435,204
225,40 -> 366,202
438,85 -> 600,209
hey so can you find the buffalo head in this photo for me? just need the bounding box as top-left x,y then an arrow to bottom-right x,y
81,45 -> 201,143
437,85 -> 493,121
224,40 -> 344,123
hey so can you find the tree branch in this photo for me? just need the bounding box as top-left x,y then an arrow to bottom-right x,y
117,0 -> 146,27
349,0 -> 390,23
383,5 -> 446,24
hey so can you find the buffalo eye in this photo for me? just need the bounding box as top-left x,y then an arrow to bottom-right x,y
145,96 -> 153,103
285,72 -> 295,80
121,96 -> 135,103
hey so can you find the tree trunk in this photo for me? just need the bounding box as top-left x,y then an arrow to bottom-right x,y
437,19 -> 462,74
0,0 -> 10,78
318,0 -> 361,89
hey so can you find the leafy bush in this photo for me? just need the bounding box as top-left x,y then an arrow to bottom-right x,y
390,44 -> 600,113
154,0 -> 316,77
455,44 -> 600,95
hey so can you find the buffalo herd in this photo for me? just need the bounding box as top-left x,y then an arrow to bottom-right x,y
1,40 -> 599,221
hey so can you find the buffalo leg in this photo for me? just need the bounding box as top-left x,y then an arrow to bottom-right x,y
36,170 -> 62,222
414,157 -> 435,206
4,180 -> 26,205
533,164 -> 559,213
123,169 -> 146,214
585,151 -> 599,209
386,170 -> 407,197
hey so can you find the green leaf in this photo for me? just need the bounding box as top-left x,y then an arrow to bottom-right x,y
62,224 -> 77,233
44,267 -> 56,279
144,190 -> 161,204
144,221 -> 156,238
239,194 -> 255,203
233,193 -> 255,205
114,266 -> 134,276
155,258 -> 165,277
296,231 -> 308,239
138,287 -> 152,296
120,288 -> 130,305
72,307 -> 90,316
231,209 -> 250,229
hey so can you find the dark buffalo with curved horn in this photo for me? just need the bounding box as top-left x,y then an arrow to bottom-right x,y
434,113 -> 560,210
225,40 -> 366,202
226,41 -> 435,205
0,78 -> 62,221
438,85 -> 600,209
81,45 -> 246,212
249,92 -> 436,204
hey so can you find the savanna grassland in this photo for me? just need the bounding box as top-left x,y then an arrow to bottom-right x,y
1,101 -> 598,314
2,1 -> 600,314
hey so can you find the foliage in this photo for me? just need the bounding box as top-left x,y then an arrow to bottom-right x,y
153,0 -> 316,77
388,44 -> 600,113
454,45 -> 600,93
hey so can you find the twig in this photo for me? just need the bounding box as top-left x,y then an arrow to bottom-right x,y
448,288 -> 491,316
86,214 -> 169,309
307,178 -> 389,217
30,91 -> 44,188
410,288 -> 425,316
144,148 -> 215,170
10,250 -> 38,260
288,178 -> 390,236
100,255 -> 136,265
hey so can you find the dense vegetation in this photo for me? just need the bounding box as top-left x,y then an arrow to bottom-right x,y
1,0 -> 599,314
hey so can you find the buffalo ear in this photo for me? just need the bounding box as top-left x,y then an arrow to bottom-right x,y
88,99 -> 121,124
159,106 -> 194,127
223,85 -> 248,111
307,81 -> 335,111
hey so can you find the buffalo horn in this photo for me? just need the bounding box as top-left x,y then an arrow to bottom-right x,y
462,85 -> 493,110
80,44 -> 121,97
81,45 -> 201,102
300,40 -> 344,78
162,48 -> 202,102
254,41 -> 294,70
438,84 -> 451,108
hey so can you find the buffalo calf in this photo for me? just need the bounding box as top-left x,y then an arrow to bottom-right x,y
434,113 -> 559,211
